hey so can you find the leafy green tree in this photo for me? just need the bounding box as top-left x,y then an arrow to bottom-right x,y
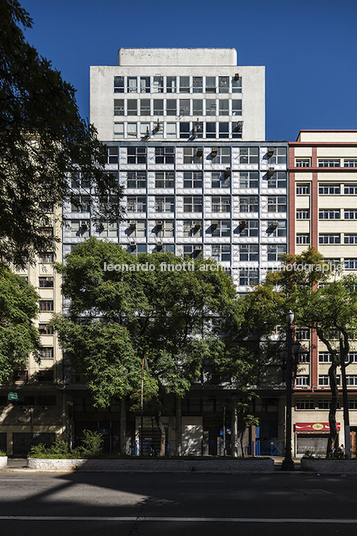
0,262 -> 40,381
0,1 -> 123,267
53,238 -> 238,455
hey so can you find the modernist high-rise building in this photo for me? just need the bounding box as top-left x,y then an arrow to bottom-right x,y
289,130 -> 357,457
59,48 -> 289,455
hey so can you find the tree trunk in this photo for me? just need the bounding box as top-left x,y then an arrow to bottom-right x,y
155,402 -> 166,457
327,361 -> 339,457
231,399 -> 238,457
120,397 -> 126,455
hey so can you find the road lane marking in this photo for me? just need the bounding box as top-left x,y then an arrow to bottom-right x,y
0,516 -> 356,523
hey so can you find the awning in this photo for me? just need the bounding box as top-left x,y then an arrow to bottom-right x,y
295,422 -> 340,432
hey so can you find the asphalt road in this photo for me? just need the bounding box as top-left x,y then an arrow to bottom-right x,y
0,471 -> 356,536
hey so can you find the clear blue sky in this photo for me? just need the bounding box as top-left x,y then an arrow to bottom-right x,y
20,0 -> 357,141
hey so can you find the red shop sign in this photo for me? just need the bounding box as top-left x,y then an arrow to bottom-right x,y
295,422 -> 340,432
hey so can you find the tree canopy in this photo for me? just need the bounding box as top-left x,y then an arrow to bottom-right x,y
0,0 -> 123,267
0,262 -> 40,382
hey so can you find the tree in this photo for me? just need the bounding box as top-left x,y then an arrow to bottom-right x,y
245,247 -> 357,457
0,1 -> 123,267
52,238 -> 238,455
0,262 -> 40,382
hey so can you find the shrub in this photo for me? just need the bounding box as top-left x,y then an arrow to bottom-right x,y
29,430 -> 104,459
0,450 -> 6,456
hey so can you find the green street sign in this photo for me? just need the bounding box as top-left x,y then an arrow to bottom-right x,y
8,392 -> 18,401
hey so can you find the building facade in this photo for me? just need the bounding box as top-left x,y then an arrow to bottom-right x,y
289,130 -> 357,457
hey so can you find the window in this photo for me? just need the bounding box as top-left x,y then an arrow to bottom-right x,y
127,221 -> 146,238
182,245 -> 202,258
345,259 -> 357,269
268,196 -> 287,213
211,172 -> 230,188
183,146 -> 203,164
218,122 -> 229,138
127,146 -> 146,164
298,353 -> 310,363
205,76 -> 216,93
211,147 -> 230,164
128,244 -> 147,255
348,353 -> 357,363
166,76 -> 177,93
179,76 -> 190,93
266,220 -> 287,237
127,196 -> 146,213
206,122 -> 216,138
346,376 -> 357,386
237,220 -> 259,237
114,99 -> 124,116
155,196 -> 174,213
206,99 -> 217,115
344,235 -> 357,244
295,159 -> 310,167
296,209 -> 310,220
348,400 -> 357,409
39,347 -> 54,359
183,196 -> 202,213
183,220 -> 202,237
319,185 -> 340,194
319,352 -> 332,362
127,77 -> 137,93
153,99 -> 164,115
155,172 -> 174,188
344,185 -> 357,194
239,269 -> 259,286
211,196 -> 230,212
39,300 -> 54,311
319,234 -> 340,244
39,277 -> 54,288
113,122 -> 124,137
344,160 -> 357,167
239,172 -> 259,189
166,99 -> 177,116
98,222 -> 118,238
155,220 -> 174,238
155,146 -> 174,164
140,99 -> 150,115
153,76 -> 163,93
166,123 -> 177,138
127,171 -> 146,189
267,245 -> 286,262
40,227 -> 53,238
318,400 -> 336,409
39,324 -> 54,335
218,100 -> 229,116
39,252 -> 54,263
184,172 -> 203,189
240,196 -> 258,212
318,160 -> 340,167
139,76 -> 150,93
191,76 -> 203,93
218,76 -> 229,93
296,400 -> 314,409
239,244 -> 259,262
267,172 -> 287,189
107,146 -> 119,164
232,100 -> 242,116
179,122 -> 190,138
114,76 -> 124,93
71,195 -> 90,213
127,100 -> 138,115
296,184 -> 310,195
232,75 -> 242,93
211,220 -> 230,237
268,147 -> 287,165
296,234 -> 310,245
212,244 -> 231,262
239,147 -> 259,164
192,99 -> 203,115
344,210 -> 357,219
319,209 -> 340,219
295,376 -> 309,386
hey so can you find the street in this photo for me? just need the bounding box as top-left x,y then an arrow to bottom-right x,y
0,471 -> 356,536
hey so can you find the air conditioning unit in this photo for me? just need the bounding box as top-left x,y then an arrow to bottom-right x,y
267,167 -> 275,179
194,221 -> 201,229
145,127 -> 151,139
211,220 -> 218,231
156,220 -> 163,229
224,167 -> 231,178
238,220 -> 247,232
211,148 -> 218,159
155,120 -> 162,132
268,221 -> 278,232
267,147 -> 275,159
234,121 -> 243,132
195,147 -> 203,158
129,220 -> 136,229
157,240 -> 163,251
130,240 -> 136,251
80,220 -> 88,228
234,73 -> 240,81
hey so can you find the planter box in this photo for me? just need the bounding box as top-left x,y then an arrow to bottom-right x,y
301,458 -> 357,473
27,457 -> 274,473
0,456 -> 8,468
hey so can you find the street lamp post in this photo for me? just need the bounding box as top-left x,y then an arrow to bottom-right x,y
281,310 -> 300,472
